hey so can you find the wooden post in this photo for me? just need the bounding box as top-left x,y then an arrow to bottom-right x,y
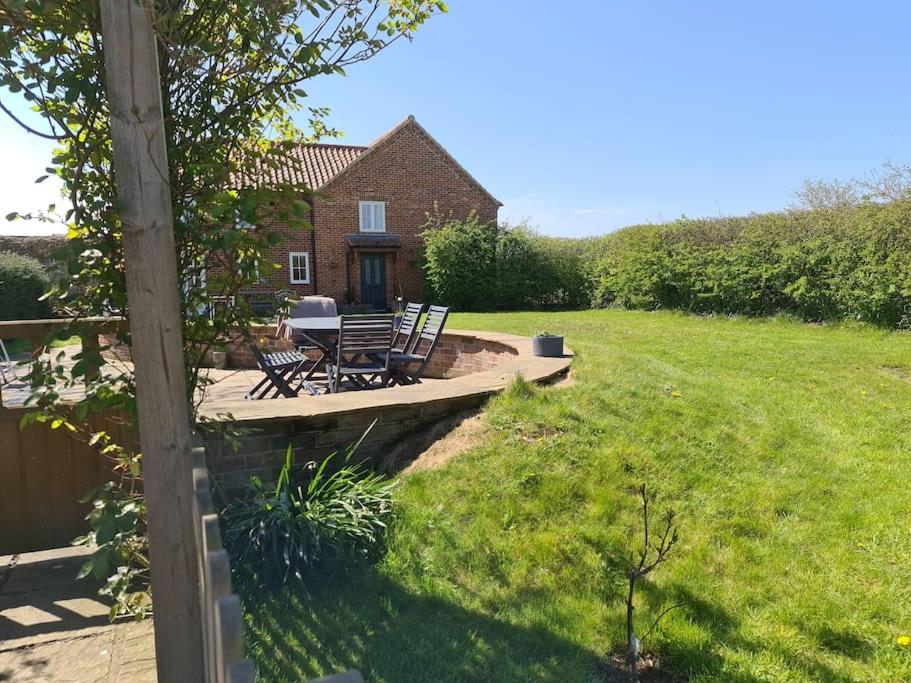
98,2 -> 204,680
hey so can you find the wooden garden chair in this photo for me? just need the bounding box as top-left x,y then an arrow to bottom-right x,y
244,342 -> 312,400
387,305 -> 450,385
392,302 -> 425,353
327,314 -> 395,393
0,338 -> 18,385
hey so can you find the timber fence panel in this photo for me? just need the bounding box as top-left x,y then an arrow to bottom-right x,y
190,445 -> 255,682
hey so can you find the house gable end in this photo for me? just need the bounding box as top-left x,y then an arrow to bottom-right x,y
319,116 -> 501,207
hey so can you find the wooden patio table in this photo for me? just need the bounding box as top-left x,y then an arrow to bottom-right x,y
278,316 -> 342,391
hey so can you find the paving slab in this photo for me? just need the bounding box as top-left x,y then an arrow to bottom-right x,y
1,547 -> 92,596
0,547 -> 156,682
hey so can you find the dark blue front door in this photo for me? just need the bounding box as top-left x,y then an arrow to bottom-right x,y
360,254 -> 387,310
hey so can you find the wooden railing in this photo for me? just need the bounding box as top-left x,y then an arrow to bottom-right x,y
0,316 -> 126,409
191,444 -> 256,682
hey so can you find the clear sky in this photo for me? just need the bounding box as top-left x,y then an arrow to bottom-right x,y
3,0 -> 911,237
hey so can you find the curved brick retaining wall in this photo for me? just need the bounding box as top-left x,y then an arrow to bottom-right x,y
199,330 -> 570,490
224,326 -> 518,376
422,333 -> 518,378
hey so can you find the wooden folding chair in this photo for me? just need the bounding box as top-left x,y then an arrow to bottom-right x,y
387,305 -> 450,385
244,344 -> 311,399
327,314 -> 395,393
392,302 -> 425,353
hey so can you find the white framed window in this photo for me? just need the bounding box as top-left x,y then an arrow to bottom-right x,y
359,201 -> 386,233
288,251 -> 311,284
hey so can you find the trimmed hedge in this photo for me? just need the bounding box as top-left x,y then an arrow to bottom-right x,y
589,200 -> 911,327
0,251 -> 53,321
421,200 -> 911,327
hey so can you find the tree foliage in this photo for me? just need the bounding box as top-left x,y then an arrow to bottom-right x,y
0,0 -> 444,615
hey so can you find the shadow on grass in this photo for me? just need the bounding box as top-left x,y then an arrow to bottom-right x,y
242,567 -> 610,683
242,569 -> 867,683
643,585 -> 860,683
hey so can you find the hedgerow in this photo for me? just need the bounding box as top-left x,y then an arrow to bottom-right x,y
420,189 -> 911,328
590,200 -> 911,327
0,251 -> 53,321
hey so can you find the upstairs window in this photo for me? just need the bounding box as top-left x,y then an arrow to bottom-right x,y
359,201 -> 386,233
288,252 -> 311,284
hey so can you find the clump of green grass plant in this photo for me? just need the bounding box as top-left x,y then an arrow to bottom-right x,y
222,428 -> 395,587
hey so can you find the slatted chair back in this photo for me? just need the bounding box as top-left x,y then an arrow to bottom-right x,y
388,305 -> 450,385
412,305 -> 450,358
385,306 -> 450,386
331,314 -> 395,393
392,302 -> 425,353
337,314 -> 395,361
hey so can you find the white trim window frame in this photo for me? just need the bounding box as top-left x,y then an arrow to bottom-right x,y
358,200 -> 386,233
288,251 -> 311,284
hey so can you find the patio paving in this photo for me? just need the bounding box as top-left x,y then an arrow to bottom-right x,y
0,546 -> 156,682
0,346 -> 271,409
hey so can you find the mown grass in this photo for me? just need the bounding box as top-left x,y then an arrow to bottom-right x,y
242,310 -> 911,682
1,335 -> 81,356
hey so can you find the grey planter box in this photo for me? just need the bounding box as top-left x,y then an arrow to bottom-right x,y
532,335 -> 564,357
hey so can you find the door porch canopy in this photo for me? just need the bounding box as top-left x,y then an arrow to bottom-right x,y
344,234 -> 402,308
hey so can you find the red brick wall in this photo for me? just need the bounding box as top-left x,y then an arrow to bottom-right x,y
253,120 -> 500,308
222,326 -> 516,377
225,324 -> 296,368
422,333 -> 518,378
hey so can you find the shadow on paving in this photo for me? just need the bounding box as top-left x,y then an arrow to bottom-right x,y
0,656 -> 50,682
0,550 -> 110,646
0,547 -> 158,683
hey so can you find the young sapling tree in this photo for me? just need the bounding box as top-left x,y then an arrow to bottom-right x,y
625,483 -> 679,680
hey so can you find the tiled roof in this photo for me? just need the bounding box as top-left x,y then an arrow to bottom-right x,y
238,116 -> 501,206
243,143 -> 367,190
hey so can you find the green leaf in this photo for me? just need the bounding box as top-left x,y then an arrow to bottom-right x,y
76,560 -> 94,580
95,516 -> 117,544
91,551 -> 110,580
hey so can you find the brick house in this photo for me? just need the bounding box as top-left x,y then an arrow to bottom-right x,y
246,115 -> 500,311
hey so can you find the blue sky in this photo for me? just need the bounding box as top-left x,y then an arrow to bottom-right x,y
3,1 -> 911,236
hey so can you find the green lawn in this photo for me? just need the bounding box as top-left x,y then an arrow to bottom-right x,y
242,310 -> 911,682
1,335 -> 81,356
